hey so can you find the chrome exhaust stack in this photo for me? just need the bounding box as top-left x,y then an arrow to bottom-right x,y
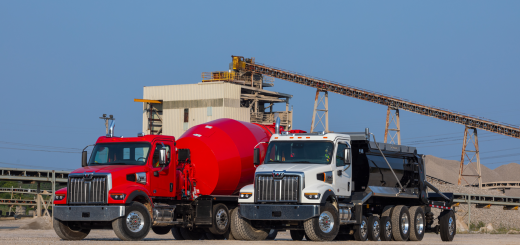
107,121 -> 115,137
275,117 -> 281,134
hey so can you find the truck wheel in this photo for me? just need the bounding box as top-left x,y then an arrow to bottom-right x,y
439,210 -> 456,242
53,219 -> 90,240
179,228 -> 205,240
232,206 -> 268,240
266,229 -> 278,240
304,202 -> 340,241
112,202 -> 151,241
391,205 -> 410,241
379,216 -> 392,241
208,203 -> 230,235
353,215 -> 368,241
409,206 -> 425,241
229,208 -> 245,240
171,227 -> 184,240
290,230 -> 305,240
367,216 -> 380,241
304,233 -> 310,240
151,226 -> 172,235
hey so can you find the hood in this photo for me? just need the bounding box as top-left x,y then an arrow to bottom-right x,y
70,165 -> 146,174
256,163 -> 332,173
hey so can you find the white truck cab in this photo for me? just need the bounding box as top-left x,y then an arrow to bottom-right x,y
239,132 -> 354,205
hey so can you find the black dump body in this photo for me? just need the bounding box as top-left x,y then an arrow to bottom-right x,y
350,139 -> 429,205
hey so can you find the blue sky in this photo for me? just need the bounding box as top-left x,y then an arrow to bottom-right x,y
1,1 -> 519,171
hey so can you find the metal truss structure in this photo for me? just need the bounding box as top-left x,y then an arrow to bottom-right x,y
310,90 -> 329,133
231,56 -> 520,139
458,127 -> 482,188
384,107 -> 401,145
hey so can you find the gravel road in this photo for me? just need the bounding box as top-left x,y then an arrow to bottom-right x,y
1,218 -> 519,245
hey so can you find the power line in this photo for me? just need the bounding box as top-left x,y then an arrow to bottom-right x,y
0,141 -> 82,151
0,146 -> 79,154
0,161 -> 74,171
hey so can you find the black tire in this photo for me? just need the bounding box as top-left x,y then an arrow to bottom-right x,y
379,216 -> 393,241
232,206 -> 268,240
208,203 -> 230,235
151,226 -> 172,235
224,229 -> 235,240
391,205 -> 410,241
367,216 -> 380,241
112,202 -> 151,241
353,215 -> 368,241
439,210 -> 456,242
304,233 -> 310,240
179,228 -> 205,240
266,229 -> 278,240
171,227 -> 184,240
290,230 -> 305,241
53,219 -> 90,240
409,206 -> 425,241
304,202 -> 340,241
382,205 -> 394,217
229,208 -> 244,240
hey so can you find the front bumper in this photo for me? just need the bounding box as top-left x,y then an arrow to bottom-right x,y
54,205 -> 125,222
239,204 -> 319,221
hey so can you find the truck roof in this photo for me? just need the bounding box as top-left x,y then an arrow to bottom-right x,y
95,135 -> 175,144
271,131 -> 368,141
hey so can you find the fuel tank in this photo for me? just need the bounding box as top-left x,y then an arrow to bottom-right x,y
176,118 -> 272,195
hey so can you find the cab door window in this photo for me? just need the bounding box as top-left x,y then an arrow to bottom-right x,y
152,143 -> 171,168
336,144 -> 347,167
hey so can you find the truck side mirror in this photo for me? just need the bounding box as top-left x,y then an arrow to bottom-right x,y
253,148 -> 260,166
159,148 -> 167,166
82,151 -> 88,167
178,149 -> 191,163
344,148 -> 351,166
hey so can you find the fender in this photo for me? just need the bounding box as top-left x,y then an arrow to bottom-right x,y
125,189 -> 153,207
320,189 -> 336,206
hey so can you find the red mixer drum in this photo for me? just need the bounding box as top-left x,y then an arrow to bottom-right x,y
176,118 -> 272,195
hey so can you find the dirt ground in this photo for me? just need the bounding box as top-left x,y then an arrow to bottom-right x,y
1,217 -> 519,245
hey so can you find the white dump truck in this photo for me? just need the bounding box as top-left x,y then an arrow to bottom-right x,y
232,121 -> 455,242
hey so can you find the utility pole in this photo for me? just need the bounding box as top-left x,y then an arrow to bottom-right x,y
99,114 -> 115,134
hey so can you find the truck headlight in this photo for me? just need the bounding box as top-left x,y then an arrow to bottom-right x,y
304,193 -> 321,199
110,193 -> 126,200
54,194 -> 65,200
239,193 -> 252,199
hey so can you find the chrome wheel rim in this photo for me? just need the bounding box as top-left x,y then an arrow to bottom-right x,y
416,214 -> 424,235
360,220 -> 367,238
373,220 -> 380,238
216,209 -> 228,230
126,211 -> 145,232
401,213 -> 409,235
448,216 -> 454,235
385,221 -> 392,238
319,211 -> 334,233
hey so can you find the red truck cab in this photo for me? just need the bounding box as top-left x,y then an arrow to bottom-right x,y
54,134 -> 177,240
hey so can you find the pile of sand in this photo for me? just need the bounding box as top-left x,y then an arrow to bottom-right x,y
494,163 -> 520,181
18,217 -> 52,230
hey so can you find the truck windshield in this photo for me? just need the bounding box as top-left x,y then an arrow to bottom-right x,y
265,141 -> 334,164
88,143 -> 151,166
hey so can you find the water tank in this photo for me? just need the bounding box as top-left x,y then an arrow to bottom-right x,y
176,119 -> 272,195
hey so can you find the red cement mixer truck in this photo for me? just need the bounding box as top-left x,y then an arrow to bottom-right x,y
52,118 -> 280,241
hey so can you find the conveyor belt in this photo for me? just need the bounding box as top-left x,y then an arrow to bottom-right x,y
232,56 -> 520,139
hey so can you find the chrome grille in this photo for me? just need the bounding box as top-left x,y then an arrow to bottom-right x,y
67,176 -> 107,204
255,175 -> 299,202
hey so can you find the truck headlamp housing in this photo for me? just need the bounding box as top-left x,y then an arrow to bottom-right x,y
304,193 -> 321,200
239,193 -> 252,199
54,194 -> 65,200
110,194 -> 126,200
